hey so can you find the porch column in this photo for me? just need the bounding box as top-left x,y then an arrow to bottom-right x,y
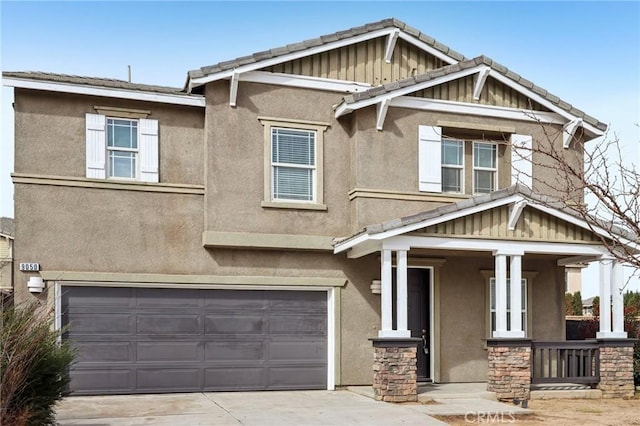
380,249 -> 393,336
396,250 -> 409,334
611,261 -> 626,336
493,254 -> 508,337
509,255 -> 524,337
597,257 -> 612,337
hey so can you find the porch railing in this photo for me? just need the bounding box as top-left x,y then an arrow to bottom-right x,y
531,340 -> 599,385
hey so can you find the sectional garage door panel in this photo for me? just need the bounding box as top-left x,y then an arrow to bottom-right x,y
61,287 -> 328,395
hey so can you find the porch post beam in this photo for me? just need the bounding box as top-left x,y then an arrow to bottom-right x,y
379,249 -> 393,336
611,260 -> 627,337
509,255 -> 524,337
493,254 -> 509,337
396,250 -> 409,335
596,257 -> 613,338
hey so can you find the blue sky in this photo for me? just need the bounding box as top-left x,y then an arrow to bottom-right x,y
1,1 -> 639,295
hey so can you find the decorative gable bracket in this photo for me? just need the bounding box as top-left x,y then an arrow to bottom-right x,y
563,118 -> 583,148
384,29 -> 400,63
508,199 -> 528,231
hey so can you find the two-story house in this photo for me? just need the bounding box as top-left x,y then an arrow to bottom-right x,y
3,19 -> 636,400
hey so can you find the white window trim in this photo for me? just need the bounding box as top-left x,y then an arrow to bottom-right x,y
106,117 -> 140,181
441,138 -> 465,194
472,141 -> 498,195
85,112 -> 159,183
259,117 -> 328,210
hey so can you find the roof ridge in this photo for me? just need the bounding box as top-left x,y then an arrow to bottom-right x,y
187,18 -> 466,85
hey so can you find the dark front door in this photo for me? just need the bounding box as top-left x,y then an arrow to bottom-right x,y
392,268 -> 431,380
407,269 -> 430,380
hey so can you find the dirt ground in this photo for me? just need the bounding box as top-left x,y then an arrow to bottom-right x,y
435,396 -> 640,425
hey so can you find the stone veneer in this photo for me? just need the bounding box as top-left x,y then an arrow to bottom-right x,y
486,339 -> 531,401
371,338 -> 420,402
597,340 -> 636,399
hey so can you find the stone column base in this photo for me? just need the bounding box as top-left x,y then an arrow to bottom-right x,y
486,339 -> 532,401
370,338 -> 420,403
597,339 -> 637,399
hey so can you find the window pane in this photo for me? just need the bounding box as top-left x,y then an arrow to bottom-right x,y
107,119 -> 138,149
442,140 -> 463,165
474,143 -> 496,168
442,167 -> 462,192
109,151 -> 135,178
474,170 -> 495,193
273,166 -> 313,201
272,128 -> 315,166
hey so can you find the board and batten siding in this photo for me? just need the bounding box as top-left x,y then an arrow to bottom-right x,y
412,205 -> 601,243
261,38 -> 550,111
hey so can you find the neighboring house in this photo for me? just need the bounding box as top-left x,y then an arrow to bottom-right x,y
583,297 -> 595,316
0,217 -> 14,295
3,19 -> 636,399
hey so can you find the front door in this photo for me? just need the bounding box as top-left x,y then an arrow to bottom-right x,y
408,269 -> 430,380
393,268 -> 431,381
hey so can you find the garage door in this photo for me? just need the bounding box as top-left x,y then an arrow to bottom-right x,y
61,286 -> 327,395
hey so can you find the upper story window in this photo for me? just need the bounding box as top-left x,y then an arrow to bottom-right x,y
259,117 -> 328,210
271,128 -> 316,202
85,112 -> 158,183
107,118 -> 139,179
420,125 -> 525,195
441,140 -> 464,193
473,142 -> 497,194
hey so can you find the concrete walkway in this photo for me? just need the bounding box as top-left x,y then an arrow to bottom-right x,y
348,384 -> 531,417
56,390 -> 450,425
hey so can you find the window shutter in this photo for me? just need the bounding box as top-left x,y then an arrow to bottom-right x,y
85,113 -> 106,179
418,125 -> 442,192
139,119 -> 159,183
511,134 -> 533,188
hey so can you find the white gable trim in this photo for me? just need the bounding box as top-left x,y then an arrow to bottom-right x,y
488,71 -> 603,137
3,77 -> 205,107
334,194 -> 640,256
473,67 -> 490,100
390,97 -> 565,125
188,28 -> 460,91
335,65 -> 488,118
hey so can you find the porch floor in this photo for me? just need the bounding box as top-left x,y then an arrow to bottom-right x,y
347,383 -> 532,417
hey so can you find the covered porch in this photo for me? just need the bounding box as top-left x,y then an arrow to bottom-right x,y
334,186 -> 636,402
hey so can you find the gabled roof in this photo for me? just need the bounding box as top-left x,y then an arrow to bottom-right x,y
0,217 -> 14,239
334,185 -> 638,256
335,55 -> 607,136
186,18 -> 466,91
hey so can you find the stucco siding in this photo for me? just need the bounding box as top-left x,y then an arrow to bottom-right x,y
13,89 -> 205,185
203,81 -> 351,237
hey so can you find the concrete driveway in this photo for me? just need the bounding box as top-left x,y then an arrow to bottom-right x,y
56,390 -> 448,425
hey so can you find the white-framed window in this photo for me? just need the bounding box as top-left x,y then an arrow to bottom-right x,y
473,142 -> 497,194
107,118 -> 138,179
271,127 -> 316,202
441,139 -> 464,193
489,278 -> 527,335
259,117 -> 328,210
85,113 -> 158,182
420,126 -> 517,196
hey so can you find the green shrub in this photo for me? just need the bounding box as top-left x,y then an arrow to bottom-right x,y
1,301 -> 75,425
